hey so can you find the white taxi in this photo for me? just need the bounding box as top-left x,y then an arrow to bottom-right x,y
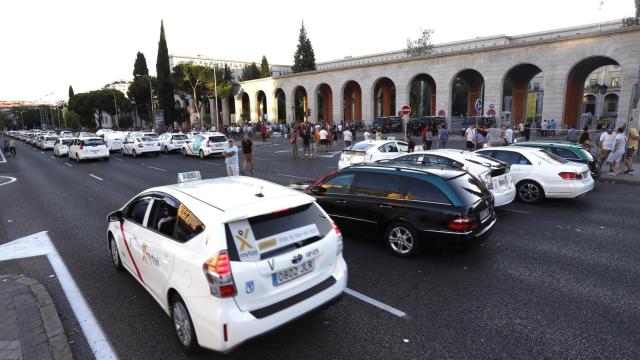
40,135 -> 59,150
53,137 -> 75,157
121,136 -> 161,157
181,132 -> 228,158
104,132 -> 126,151
338,139 -> 409,169
68,137 -> 110,162
106,174 -> 347,352
158,133 -> 188,154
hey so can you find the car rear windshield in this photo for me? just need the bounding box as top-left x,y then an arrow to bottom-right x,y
172,135 -> 187,140
534,150 -> 568,164
580,149 -> 594,161
62,139 -> 74,145
140,137 -> 155,142
209,136 -> 227,143
45,137 -> 57,141
448,174 -> 491,206
144,133 -> 158,138
82,139 -> 105,146
226,203 -> 331,262
350,143 -> 375,152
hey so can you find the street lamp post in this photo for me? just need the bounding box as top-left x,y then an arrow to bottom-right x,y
111,92 -> 119,130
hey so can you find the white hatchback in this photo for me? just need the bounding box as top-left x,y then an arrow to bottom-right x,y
475,147 -> 594,203
121,136 -> 161,157
104,132 -> 126,151
53,137 -> 75,157
158,133 -> 188,154
68,137 -> 110,162
181,132 -> 228,158
105,175 -> 347,353
40,135 -> 59,150
386,149 -> 517,207
338,140 -> 409,169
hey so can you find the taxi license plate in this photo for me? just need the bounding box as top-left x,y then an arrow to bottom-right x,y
272,260 -> 314,286
479,208 -> 490,222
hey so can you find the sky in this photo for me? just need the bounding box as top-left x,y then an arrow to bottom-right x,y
0,0 -> 634,102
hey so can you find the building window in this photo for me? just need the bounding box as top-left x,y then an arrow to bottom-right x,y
533,82 -> 540,91
589,78 -> 597,86
611,76 -> 619,88
607,102 -> 617,112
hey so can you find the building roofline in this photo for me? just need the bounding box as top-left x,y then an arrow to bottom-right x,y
169,54 -> 290,67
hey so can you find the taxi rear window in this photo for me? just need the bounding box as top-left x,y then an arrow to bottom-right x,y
209,136 -> 227,143
83,139 -> 105,146
226,203 -> 331,262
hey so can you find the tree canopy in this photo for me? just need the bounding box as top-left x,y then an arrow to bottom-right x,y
156,20 -> 176,125
68,89 -> 132,129
405,29 -> 434,57
241,62 -> 261,81
68,85 -> 74,99
260,56 -> 271,78
292,21 -> 316,73
133,52 -> 149,78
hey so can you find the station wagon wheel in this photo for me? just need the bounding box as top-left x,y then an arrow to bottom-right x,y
171,296 -> 199,352
385,222 -> 420,257
109,235 -> 123,271
517,180 -> 545,203
132,150 -> 137,158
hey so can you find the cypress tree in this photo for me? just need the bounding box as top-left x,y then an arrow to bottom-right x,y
292,21 -> 316,73
133,52 -> 149,78
260,55 -> 271,78
68,85 -> 74,99
156,20 -> 175,125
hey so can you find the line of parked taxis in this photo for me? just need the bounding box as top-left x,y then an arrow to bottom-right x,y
5,128 -> 597,354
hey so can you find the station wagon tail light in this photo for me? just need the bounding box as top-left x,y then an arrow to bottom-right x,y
558,172 -> 582,180
331,220 -> 341,236
332,221 -> 343,255
138,143 -> 144,148
447,216 -> 478,232
203,251 -> 236,298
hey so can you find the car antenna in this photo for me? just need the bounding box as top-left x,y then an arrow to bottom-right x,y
255,185 -> 264,198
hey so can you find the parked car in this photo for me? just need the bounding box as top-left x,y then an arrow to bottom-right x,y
181,132 -> 228,158
121,136 -> 161,157
305,163 -> 496,256
475,146 -> 594,203
338,140 -> 408,169
383,149 -> 516,207
59,131 -> 74,138
68,137 -> 110,162
158,133 -> 188,154
53,137 -> 75,157
105,175 -> 346,352
104,132 -> 126,151
40,135 -> 59,150
511,142 -> 600,180
372,116 -> 402,133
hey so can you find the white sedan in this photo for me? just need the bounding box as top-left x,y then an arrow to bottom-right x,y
385,149 -> 517,207
158,133 -> 188,154
121,136 -> 161,157
105,175 -> 347,353
338,140 -> 408,169
475,146 -> 594,203
104,132 -> 126,151
68,137 -> 110,162
53,137 -> 75,157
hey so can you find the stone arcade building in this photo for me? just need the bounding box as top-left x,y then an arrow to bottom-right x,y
223,21 -> 640,130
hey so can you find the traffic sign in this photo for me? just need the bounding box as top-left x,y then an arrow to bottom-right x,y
487,108 -> 496,117
401,105 -> 411,116
437,109 -> 446,116
474,99 -> 483,113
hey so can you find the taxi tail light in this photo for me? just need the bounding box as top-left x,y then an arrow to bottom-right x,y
559,172 -> 582,180
138,143 -> 144,148
447,216 -> 478,232
332,220 -> 343,255
203,251 -> 236,298
79,143 -> 83,150
206,141 -> 211,147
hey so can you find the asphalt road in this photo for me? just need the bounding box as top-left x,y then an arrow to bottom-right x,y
1,135 -> 639,359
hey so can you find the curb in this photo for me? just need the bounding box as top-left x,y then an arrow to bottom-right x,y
598,175 -> 640,185
1,275 -> 73,360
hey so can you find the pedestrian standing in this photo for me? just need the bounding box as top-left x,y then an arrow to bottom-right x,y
301,129 -> 311,158
3,138 -> 9,158
343,127 -> 353,148
606,128 -> 627,175
407,136 -> 415,153
319,127 -> 328,152
9,138 -> 16,158
465,124 -> 476,151
375,130 -> 382,141
241,133 -> 254,175
438,125 -> 449,148
222,139 -> 239,176
505,126 -> 514,145
599,125 -> 616,168
566,125 -> 578,144
310,129 -> 318,158
578,126 -> 592,149
424,127 -> 433,150
624,126 -> 638,175
291,128 -> 298,159
363,129 -> 371,141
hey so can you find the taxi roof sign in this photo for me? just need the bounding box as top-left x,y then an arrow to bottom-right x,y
178,171 -> 202,183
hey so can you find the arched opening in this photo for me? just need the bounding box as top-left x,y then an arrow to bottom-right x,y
373,77 -> 396,118
502,64 -> 543,126
256,90 -> 267,122
409,74 -> 436,117
316,83 -> 333,123
451,69 -> 484,117
564,56 -> 620,128
241,92 -> 250,122
582,94 -> 596,116
274,89 -> 286,124
293,86 -> 308,123
227,94 -> 236,123
343,80 -> 362,123
602,93 -> 619,119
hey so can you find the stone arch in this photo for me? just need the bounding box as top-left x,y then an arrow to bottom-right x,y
315,83 -> 333,123
502,63 -> 543,124
564,56 -> 620,128
342,80 -> 362,123
274,88 -> 286,123
407,73 -> 436,117
372,77 -> 396,117
256,90 -> 267,122
292,86 -> 308,123
227,94 -> 236,122
451,69 -> 484,117
241,92 -> 250,122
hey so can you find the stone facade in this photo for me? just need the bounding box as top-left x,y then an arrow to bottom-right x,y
236,22 -> 640,130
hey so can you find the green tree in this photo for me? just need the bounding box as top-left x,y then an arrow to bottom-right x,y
127,76 -> 157,124
172,64 -> 216,127
260,55 -> 271,78
241,62 -> 261,81
636,0 -> 639,18
68,85 -> 74,99
222,64 -> 234,83
133,51 -> 149,78
156,20 -> 176,126
292,21 -> 316,73
62,108 -> 81,130
405,29 -> 434,57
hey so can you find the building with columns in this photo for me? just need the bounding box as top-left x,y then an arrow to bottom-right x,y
225,20 -> 640,131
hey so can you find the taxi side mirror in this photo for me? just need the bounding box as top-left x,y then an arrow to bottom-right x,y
310,186 -> 325,195
108,210 -> 123,224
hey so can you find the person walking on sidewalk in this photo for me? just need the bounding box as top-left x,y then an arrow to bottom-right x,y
599,125 -> 616,172
223,138 -> 239,176
624,127 -> 639,175
343,127 -> 353,148
438,125 -> 449,148
606,128 -> 627,176
241,133 -> 254,175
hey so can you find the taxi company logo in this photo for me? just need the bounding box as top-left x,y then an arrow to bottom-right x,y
234,229 -> 254,251
291,254 -> 303,265
245,280 -> 255,294
141,243 -> 159,267
142,243 -> 149,263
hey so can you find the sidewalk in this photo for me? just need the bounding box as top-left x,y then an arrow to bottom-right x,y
0,275 -> 72,360
598,159 -> 640,185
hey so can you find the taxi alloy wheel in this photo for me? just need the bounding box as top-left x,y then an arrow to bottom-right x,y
109,236 -> 123,271
182,148 -> 187,156
517,180 -> 544,203
132,150 -> 137,158
385,222 -> 419,257
163,146 -> 169,154
199,150 -> 205,159
172,297 -> 199,351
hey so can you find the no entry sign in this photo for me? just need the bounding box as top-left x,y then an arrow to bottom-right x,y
401,105 -> 411,116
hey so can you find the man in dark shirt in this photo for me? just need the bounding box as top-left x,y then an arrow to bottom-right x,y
241,133 -> 254,175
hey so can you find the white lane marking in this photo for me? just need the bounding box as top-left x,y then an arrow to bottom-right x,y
112,157 -> 124,162
0,176 -> 17,186
89,174 -> 103,181
275,150 -> 289,153
64,163 -> 73,167
345,288 -> 407,318
0,149 -> 6,163
498,208 -> 531,214
49,156 -> 56,159
40,151 -> 45,154
319,151 -> 342,158
276,173 -> 315,181
0,232 -> 117,359
145,165 -> 167,172
200,161 -> 223,166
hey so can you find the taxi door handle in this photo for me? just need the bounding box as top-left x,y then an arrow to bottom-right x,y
379,204 -> 392,209
336,200 -> 347,204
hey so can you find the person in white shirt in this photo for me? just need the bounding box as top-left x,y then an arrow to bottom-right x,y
343,128 -> 353,147
606,127 -> 627,175
363,130 -> 371,141
465,124 -> 476,151
505,126 -> 514,144
319,128 -> 328,152
599,125 -> 616,166
222,139 -> 239,176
